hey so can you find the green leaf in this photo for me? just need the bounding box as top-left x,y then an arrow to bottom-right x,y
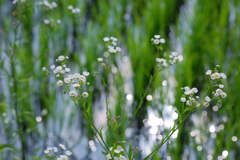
0,144 -> 19,152
133,150 -> 142,159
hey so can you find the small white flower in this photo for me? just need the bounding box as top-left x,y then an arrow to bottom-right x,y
83,71 -> 90,76
184,86 -> 190,91
171,52 -> 178,56
156,58 -> 164,63
219,84 -> 224,88
57,19 -> 61,24
196,96 -> 199,99
214,93 -> 219,97
59,144 -> 66,150
75,8 -> 80,13
120,155 -> 127,160
106,153 -> 112,159
58,55 -> 65,61
220,73 -> 226,79
57,80 -> 63,86
69,91 -> 77,97
47,147 -> 53,150
216,89 -> 223,94
65,68 -> 71,73
53,147 -> 58,152
162,62 -> 168,67
214,73 -> 220,79
154,39 -> 160,44
68,5 -> 73,9
42,67 -> 47,71
68,74 -> 74,79
210,74 -> 216,79
112,41 -> 117,46
159,38 -> 165,43
186,100 -> 191,106
60,70 -> 65,74
154,35 -> 161,39
66,150 -> 72,156
74,73 -> 81,79
180,97 -> 186,102
44,150 -> 49,154
184,90 -> 192,95
73,83 -> 80,89
55,66 -> 63,73
116,47 -> 121,52
59,155 -> 69,160
51,65 -> 55,70
205,96 -> 211,102
97,58 -> 103,62
206,70 -> 212,75
103,37 -> 110,41
44,19 -> 50,24
51,2 -> 57,8
56,74 -> 60,77
221,92 -> 227,98
191,87 -> 198,93
82,92 -> 89,98
109,48 -> 116,53
79,75 -> 86,81
64,78 -> 71,83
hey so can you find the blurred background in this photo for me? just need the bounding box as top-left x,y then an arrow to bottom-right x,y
0,0 -> 240,159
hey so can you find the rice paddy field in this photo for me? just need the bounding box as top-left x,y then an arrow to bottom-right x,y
0,0 -> 240,160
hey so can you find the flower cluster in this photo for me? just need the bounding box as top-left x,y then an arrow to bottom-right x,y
180,66 -> 227,108
151,35 -> 165,45
44,144 -> 72,160
180,86 -> 201,107
156,52 -> 180,68
43,19 -> 61,25
68,5 -> 81,13
103,37 -> 122,53
37,0 -> 57,10
106,146 -> 127,160
43,55 -> 90,99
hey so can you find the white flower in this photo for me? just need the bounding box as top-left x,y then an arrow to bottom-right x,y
210,74 -> 216,79
64,78 -> 71,83
214,93 -> 219,97
106,153 -> 112,159
42,67 -> 47,71
44,19 -> 50,24
60,70 -> 65,74
220,73 -> 226,79
97,58 -> 103,62
216,89 -> 223,94
74,73 -> 81,79
184,86 -> 190,91
57,80 -> 63,86
184,90 -> 192,95
221,92 -> 227,98
191,87 -> 198,93
57,19 -> 61,24
44,150 -> 49,154
116,47 -> 121,52
51,2 -> 57,8
73,83 -> 80,89
83,71 -> 90,76
56,74 -> 60,77
79,75 -> 86,83
68,5 -> 73,9
58,155 -> 69,160
55,66 -> 63,73
109,48 -> 116,53
68,74 -> 74,79
205,96 -> 211,102
196,96 -> 199,99
51,65 -> 55,70
159,38 -> 165,43
75,8 -> 80,13
66,150 -> 72,156
47,147 -> 53,150
120,155 -> 127,160
69,91 -> 77,97
214,72 -> 220,79
112,42 -> 117,46
65,68 -> 71,73
180,97 -> 186,102
82,92 -> 89,98
58,55 -> 65,61
53,147 -> 58,152
154,35 -> 161,39
103,37 -> 110,41
219,84 -> 224,88
162,62 -> 168,67
110,37 -> 118,41
206,70 -> 212,75
186,100 -> 191,106
171,52 -> 178,56
59,144 -> 66,150
156,58 -> 165,63
154,39 -> 160,44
